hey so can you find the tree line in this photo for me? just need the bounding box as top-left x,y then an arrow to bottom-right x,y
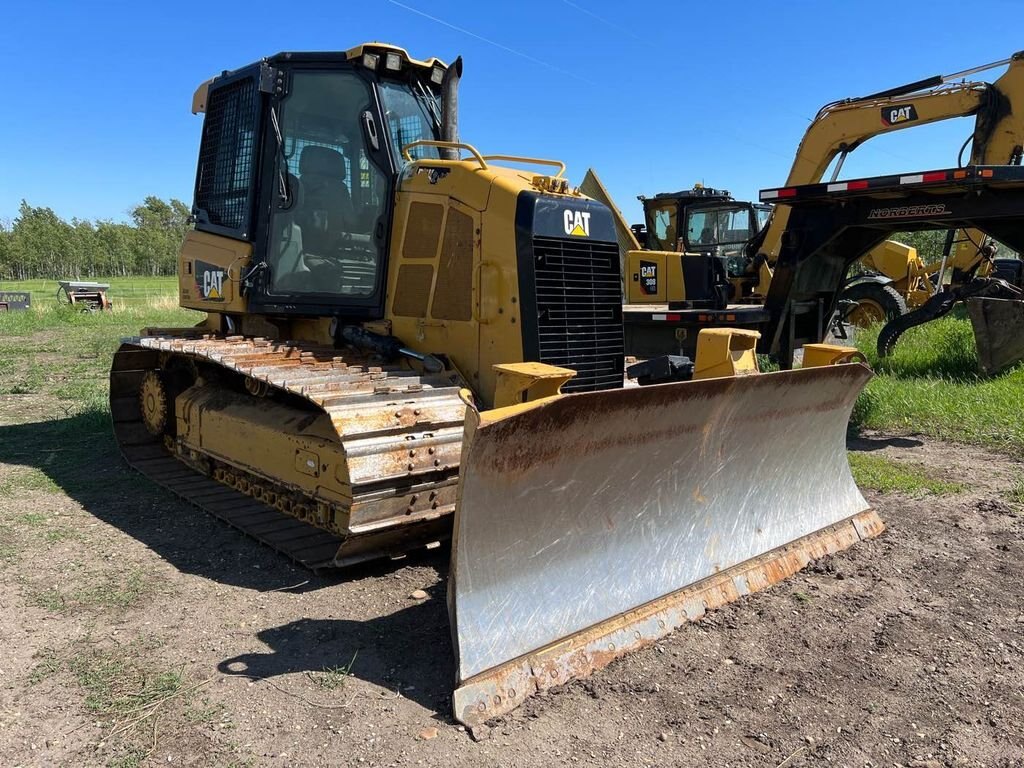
0,197 -> 190,280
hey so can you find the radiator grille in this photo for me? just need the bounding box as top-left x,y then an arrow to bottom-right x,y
195,77 -> 259,233
531,236 -> 624,392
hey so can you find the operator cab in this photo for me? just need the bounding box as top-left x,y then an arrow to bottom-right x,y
635,186 -> 771,277
191,44 -> 448,319
681,200 -> 772,276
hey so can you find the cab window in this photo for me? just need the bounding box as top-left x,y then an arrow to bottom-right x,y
648,204 -> 678,251
266,70 -> 388,297
378,81 -> 442,165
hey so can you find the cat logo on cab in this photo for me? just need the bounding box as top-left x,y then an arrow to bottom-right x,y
563,209 -> 591,237
195,259 -> 226,302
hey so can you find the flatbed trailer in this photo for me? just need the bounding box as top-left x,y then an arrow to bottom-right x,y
762,164 -> 1024,365
623,165 -> 1024,368
622,303 -> 770,359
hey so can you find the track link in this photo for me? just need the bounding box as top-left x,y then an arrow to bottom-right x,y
110,332 -> 467,571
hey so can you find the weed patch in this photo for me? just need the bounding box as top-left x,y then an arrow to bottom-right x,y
44,526 -> 78,543
26,635 -> 217,765
76,570 -> 154,610
18,511 -> 48,526
0,523 -> 18,562
67,648 -> 182,716
23,569 -> 157,615
0,468 -> 59,496
306,651 -> 358,691
27,585 -> 68,612
1005,475 -> 1024,506
29,647 -> 63,684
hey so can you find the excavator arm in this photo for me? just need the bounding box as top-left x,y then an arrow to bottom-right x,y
759,52 -> 1024,266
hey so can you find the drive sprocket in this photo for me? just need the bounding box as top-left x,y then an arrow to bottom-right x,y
139,370 -> 168,436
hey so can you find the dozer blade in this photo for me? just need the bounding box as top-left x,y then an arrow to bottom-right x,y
448,364 -> 882,729
967,297 -> 1024,375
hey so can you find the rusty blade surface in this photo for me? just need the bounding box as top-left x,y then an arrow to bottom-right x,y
448,363 -> 873,722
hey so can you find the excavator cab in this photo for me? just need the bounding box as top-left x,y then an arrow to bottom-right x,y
681,199 -> 771,276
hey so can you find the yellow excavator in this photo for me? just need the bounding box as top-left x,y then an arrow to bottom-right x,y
110,43 -> 884,729
604,53 -> 1024,367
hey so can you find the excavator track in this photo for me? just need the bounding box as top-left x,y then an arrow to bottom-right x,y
110,332 -> 467,571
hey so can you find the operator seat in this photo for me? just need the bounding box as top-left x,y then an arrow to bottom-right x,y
297,145 -> 354,255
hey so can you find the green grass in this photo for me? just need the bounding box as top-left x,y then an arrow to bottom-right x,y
1,469 -> 61,496
0,289 -> 199,429
76,570 -> 154,610
44,527 -> 77,543
65,647 -> 182,717
26,636 -> 208,767
108,747 -> 150,768
29,586 -> 68,612
0,276 -> 179,310
184,698 -> 229,725
24,569 -> 157,615
31,637 -> 183,716
848,452 -> 966,496
18,511 -> 48,526
1005,475 -> 1024,506
851,315 -> 1024,455
0,524 -> 17,562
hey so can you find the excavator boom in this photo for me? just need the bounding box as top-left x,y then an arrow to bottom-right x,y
762,51 -> 1024,260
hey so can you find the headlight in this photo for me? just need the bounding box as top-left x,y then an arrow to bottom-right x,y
385,52 -> 402,71
431,66 -> 445,85
362,52 -> 379,70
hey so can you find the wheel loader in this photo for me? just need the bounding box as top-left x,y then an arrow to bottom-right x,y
593,52 -> 1024,370
110,43 -> 883,729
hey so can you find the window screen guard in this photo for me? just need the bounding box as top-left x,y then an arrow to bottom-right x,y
194,74 -> 260,238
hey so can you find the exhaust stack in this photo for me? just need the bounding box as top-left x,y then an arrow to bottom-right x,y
440,56 -> 463,161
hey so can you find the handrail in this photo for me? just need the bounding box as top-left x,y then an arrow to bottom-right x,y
399,141 -> 568,178
481,155 -> 566,178
401,140 -> 489,170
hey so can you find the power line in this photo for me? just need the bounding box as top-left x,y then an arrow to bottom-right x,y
386,0 -> 596,85
560,0 -> 645,42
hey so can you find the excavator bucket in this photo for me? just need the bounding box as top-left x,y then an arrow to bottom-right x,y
967,297 -> 1024,375
448,364 -> 883,729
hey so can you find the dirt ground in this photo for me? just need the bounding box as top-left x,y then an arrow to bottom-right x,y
2,393 -> 1024,768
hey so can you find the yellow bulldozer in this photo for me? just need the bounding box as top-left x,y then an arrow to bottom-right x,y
603,53 -> 1024,369
110,43 -> 887,729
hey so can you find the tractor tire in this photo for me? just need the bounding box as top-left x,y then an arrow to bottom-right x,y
841,282 -> 908,328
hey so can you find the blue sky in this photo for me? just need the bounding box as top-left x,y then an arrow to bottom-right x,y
2,0 -> 1022,225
